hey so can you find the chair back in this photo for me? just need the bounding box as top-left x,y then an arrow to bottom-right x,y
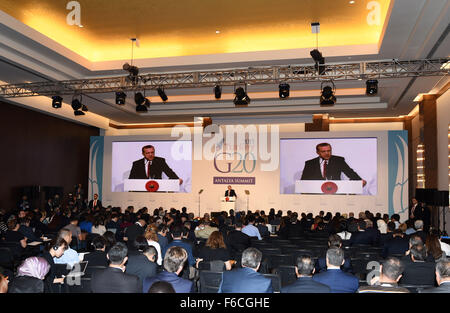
199,270 -> 223,293
274,265 -> 297,287
262,273 -> 281,293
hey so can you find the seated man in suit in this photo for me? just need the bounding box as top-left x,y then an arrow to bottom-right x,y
142,246 -> 194,293
399,243 -> 436,286
91,242 -> 141,293
126,245 -> 158,283
226,221 -> 251,260
84,235 -> 108,267
282,255 -> 331,293
382,229 -> 409,258
219,247 -> 273,293
316,234 -> 352,273
300,142 -> 366,186
224,185 -> 237,198
413,220 -> 428,244
358,257 -> 409,293
312,246 -> 359,293
88,194 -> 102,211
421,260 -> 450,293
349,220 -> 376,246
128,145 -> 183,185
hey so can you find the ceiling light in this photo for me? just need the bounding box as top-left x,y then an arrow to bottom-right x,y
135,92 -> 148,113
349,1 -> 355,4
51,96 -> 63,109
216,30 -> 220,34
115,92 -> 127,105
279,83 -> 290,99
214,85 -> 222,99
234,86 -> 251,106
71,95 -> 87,116
320,81 -> 336,106
366,79 -> 378,95
157,87 -> 168,102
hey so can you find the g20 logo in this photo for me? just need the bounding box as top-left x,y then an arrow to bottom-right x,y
213,152 -> 256,174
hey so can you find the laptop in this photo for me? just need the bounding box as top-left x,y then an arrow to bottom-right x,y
67,261 -> 88,277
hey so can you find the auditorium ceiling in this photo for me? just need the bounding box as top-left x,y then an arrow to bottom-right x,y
0,0 -> 448,125
0,0 -> 392,62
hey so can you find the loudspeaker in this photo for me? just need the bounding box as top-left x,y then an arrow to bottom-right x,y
416,188 -> 436,205
436,190 -> 449,207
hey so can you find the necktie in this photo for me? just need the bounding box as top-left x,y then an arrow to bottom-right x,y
323,160 -> 328,179
147,161 -> 151,179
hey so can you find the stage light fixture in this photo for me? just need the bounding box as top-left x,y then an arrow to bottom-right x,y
214,85 -> 222,99
115,92 -> 127,105
134,92 -> 148,113
279,83 -> 290,99
123,63 -> 139,76
320,81 -> 336,106
234,86 -> 251,106
366,79 -> 378,95
71,98 -> 82,111
157,87 -> 168,102
310,49 -> 326,75
81,104 -> 88,112
51,96 -> 63,108
134,92 -> 145,105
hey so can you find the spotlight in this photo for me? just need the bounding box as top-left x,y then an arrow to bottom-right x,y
366,79 -> 378,95
81,104 -> 88,112
320,81 -> 336,106
134,92 -> 145,105
71,98 -> 82,111
214,85 -> 222,99
157,87 -> 168,102
310,49 -> 326,75
234,86 -> 251,106
134,92 -> 148,113
279,83 -> 290,99
51,96 -> 62,108
115,92 -> 127,105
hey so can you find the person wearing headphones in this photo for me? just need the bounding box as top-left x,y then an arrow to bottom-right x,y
42,237 -> 68,292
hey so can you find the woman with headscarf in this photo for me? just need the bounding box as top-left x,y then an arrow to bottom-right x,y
8,257 -> 50,293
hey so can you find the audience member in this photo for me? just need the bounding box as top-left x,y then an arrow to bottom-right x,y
53,228 -> 79,267
144,224 -> 162,266
282,255 -> 331,293
316,234 -> 352,273
42,237 -> 68,292
399,244 -> 436,286
84,236 -> 108,267
225,221 -> 251,260
124,219 -> 146,249
91,242 -> 141,293
0,273 -> 8,293
421,260 -> 450,293
126,245 -> 157,283
425,234 -> 446,262
8,257 -> 50,293
197,231 -> 232,270
148,281 -> 176,293
358,257 -> 409,293
142,246 -> 194,293
382,229 -> 409,258
194,219 -> 219,240
219,247 -> 273,293
312,247 -> 359,293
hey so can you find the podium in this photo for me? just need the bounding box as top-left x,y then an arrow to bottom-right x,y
124,179 -> 180,192
221,196 -> 236,211
295,180 -> 363,194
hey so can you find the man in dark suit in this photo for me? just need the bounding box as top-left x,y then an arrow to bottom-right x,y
142,246 -> 194,293
399,244 -> 436,286
421,260 -> 450,293
382,229 -> 409,258
358,257 -> 410,293
91,242 -> 141,293
219,247 -> 273,293
88,193 -> 102,211
226,221 -> 251,260
224,185 -> 237,198
128,145 -> 183,185
282,255 -> 331,293
349,220 -> 376,246
84,236 -> 109,268
125,246 -> 158,283
312,247 -> 359,293
300,143 -> 366,186
413,220 -> 428,244
316,234 -> 352,273
124,219 -> 146,249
